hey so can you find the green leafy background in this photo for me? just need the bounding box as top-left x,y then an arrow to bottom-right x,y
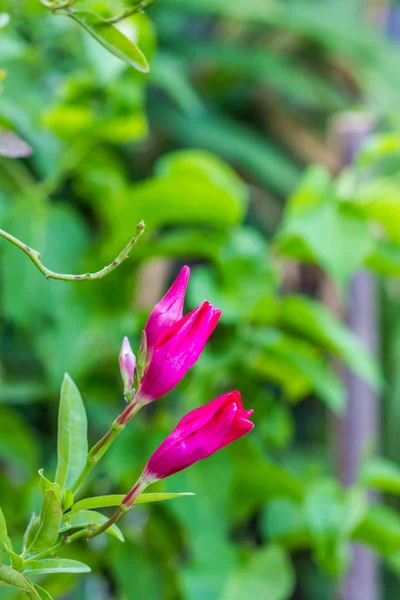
2,0 -> 400,598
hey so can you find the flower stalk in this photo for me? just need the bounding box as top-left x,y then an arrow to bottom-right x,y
13,264 -> 254,581
70,404 -> 143,495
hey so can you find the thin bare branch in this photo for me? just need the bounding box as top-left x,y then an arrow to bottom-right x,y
0,221 -> 145,282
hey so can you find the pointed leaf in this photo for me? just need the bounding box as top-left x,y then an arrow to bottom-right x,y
27,490 -> 62,554
63,489 -> 74,511
23,558 -> 91,575
38,470 -> 62,502
72,492 -> 195,512
55,374 -> 88,490
60,510 -> 124,542
68,11 -> 149,73
22,515 -> 40,556
0,508 -> 12,562
4,545 -> 23,571
0,565 -> 39,598
33,585 -> 53,600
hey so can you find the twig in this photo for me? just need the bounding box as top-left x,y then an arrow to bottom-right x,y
39,0 -> 156,22
0,221 -> 145,282
104,0 -> 157,24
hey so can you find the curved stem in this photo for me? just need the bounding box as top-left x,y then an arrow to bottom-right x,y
104,0 -> 157,24
86,479 -> 149,540
0,221 -> 145,282
70,402 -> 142,495
85,508 -> 125,539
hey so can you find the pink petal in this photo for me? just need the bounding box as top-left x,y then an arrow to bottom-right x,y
177,391 -> 242,428
144,266 -> 190,354
137,301 -> 220,402
222,410 -> 255,447
145,402 -> 237,479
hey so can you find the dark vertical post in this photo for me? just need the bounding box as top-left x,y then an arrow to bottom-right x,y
331,113 -> 380,600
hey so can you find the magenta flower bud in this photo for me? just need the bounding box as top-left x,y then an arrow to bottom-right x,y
119,336 -> 136,394
121,393 -> 254,504
144,266 -> 190,358
136,300 -> 221,404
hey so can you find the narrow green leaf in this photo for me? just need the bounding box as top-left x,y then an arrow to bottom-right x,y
60,510 -> 124,542
4,545 -> 23,571
38,469 -> 62,502
33,584 -> 53,600
0,508 -> 12,562
62,489 -> 74,511
0,565 -> 38,598
27,490 -> 62,554
55,374 -> 88,490
72,492 -> 195,512
23,558 -> 91,575
22,515 -> 40,556
68,11 -> 149,73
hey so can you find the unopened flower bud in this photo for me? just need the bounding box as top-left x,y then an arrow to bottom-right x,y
120,391 -> 254,509
119,337 -> 136,395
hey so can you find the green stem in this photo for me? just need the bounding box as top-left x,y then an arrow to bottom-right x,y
104,0 -> 157,24
85,508 -> 125,539
0,221 -> 145,282
70,425 -> 124,495
63,528 -> 90,544
70,402 -> 142,495
86,479 -> 149,540
22,528 -> 89,566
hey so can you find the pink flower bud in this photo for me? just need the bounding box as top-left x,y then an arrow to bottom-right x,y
144,266 -> 190,358
142,391 -> 254,482
119,336 -> 136,393
136,300 -> 221,404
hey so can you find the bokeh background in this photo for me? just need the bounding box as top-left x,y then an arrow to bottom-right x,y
3,0 -> 400,598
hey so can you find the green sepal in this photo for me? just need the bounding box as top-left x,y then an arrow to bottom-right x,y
135,329 -> 148,383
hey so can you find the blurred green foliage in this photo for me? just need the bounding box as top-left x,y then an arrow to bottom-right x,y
3,0 -> 400,598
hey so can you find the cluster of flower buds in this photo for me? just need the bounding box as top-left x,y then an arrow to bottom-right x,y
117,266 -> 254,501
